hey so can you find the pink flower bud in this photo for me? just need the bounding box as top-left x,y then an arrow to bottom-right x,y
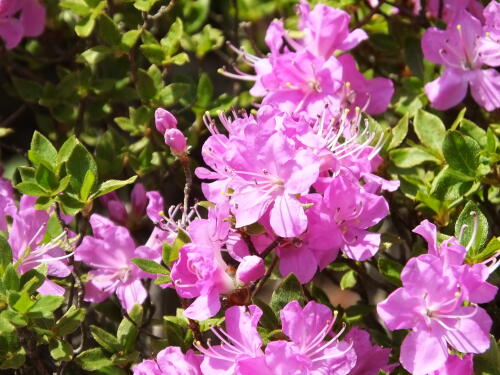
236,255 -> 265,284
155,108 -> 177,133
164,128 -> 187,154
131,183 -> 147,219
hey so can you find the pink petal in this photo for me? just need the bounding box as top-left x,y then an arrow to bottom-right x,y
269,194 -> 307,238
184,289 -> 221,321
425,69 -> 468,110
115,279 -> 147,313
400,329 -> 448,375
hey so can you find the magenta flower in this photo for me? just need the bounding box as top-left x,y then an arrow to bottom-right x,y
422,8 -> 500,111
237,301 -> 356,375
430,354 -> 473,375
9,196 -> 73,296
198,305 -> 264,374
133,347 -> 202,375
100,183 -> 150,226
344,327 -> 397,375
377,220 -> 497,375
0,0 -> 45,49
0,176 -> 16,231
321,172 -> 388,261
170,206 -> 236,320
297,0 -> 367,58
476,1 -> 500,67
154,108 -> 178,133
75,214 -> 156,312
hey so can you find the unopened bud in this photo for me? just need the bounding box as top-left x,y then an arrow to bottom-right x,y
155,108 -> 177,133
164,128 -> 187,154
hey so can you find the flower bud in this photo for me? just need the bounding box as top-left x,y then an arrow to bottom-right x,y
164,128 -> 187,154
155,108 -> 177,133
236,255 -> 265,284
130,183 -> 147,219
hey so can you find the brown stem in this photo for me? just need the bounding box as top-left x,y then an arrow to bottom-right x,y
252,255 -> 278,298
180,156 -> 193,227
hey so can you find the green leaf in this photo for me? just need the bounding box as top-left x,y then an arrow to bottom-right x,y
55,306 -> 86,336
389,147 -> 439,168
474,336 -> 500,375
161,18 -> 183,56
29,295 -> 64,314
3,265 -> 20,291
117,305 -> 142,352
252,299 -> 279,330
28,131 -> 57,168
270,274 -> 306,314
94,176 -> 138,198
57,136 -> 79,165
136,69 -> 157,101
15,181 -> 49,196
387,113 -> 408,150
156,83 -> 190,107
66,143 -> 98,191
0,235 -> 13,271
80,46 -> 111,65
75,16 -> 96,37
90,325 -> 120,353
98,14 -> 121,46
377,258 -> 403,286
80,170 -> 96,200
196,73 -> 213,109
431,167 -> 475,201
76,348 -> 113,371
414,109 -> 446,156
460,119 -> 486,147
11,77 -> 43,103
131,258 -> 169,275
404,37 -> 424,79
20,264 -> 47,294
120,30 -> 140,50
472,237 -> 500,263
58,193 -> 86,216
442,131 -> 481,177
455,201 -> 489,258
139,44 -> 166,65
35,165 -> 59,192
60,0 -> 91,16
49,339 -> 73,361
340,270 -> 357,290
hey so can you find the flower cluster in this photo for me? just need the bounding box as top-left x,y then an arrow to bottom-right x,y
0,177 -> 73,296
134,300 -> 395,375
422,1 -> 500,111
377,220 -> 498,375
0,0 -> 45,49
220,0 -> 394,120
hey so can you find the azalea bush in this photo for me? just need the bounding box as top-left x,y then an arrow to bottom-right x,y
0,0 -> 499,374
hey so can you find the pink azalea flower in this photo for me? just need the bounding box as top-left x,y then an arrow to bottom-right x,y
75,214 -> 156,312
297,0 -> 368,58
237,301 -> 356,375
219,1 -> 393,118
0,176 -> 16,231
100,183 -> 151,226
133,347 -> 203,375
344,327 -> 397,375
0,0 -> 45,49
377,221 -> 497,375
428,354 -> 473,375
422,8 -> 500,111
8,196 -> 73,296
476,1 -> 500,67
321,171 -> 388,261
198,305 -> 264,374
170,206 -> 236,320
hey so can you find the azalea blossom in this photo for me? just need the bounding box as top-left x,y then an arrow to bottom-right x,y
0,0 -> 45,49
9,196 -> 73,296
133,346 -> 203,375
377,220 -> 497,375
422,7 -> 500,111
75,214 -> 157,312
237,301 -> 356,375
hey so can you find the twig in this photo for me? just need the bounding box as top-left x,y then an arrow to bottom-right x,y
259,237 -> 282,259
180,157 -> 192,227
252,255 -> 278,298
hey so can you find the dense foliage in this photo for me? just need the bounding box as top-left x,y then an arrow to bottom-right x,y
0,0 -> 498,374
